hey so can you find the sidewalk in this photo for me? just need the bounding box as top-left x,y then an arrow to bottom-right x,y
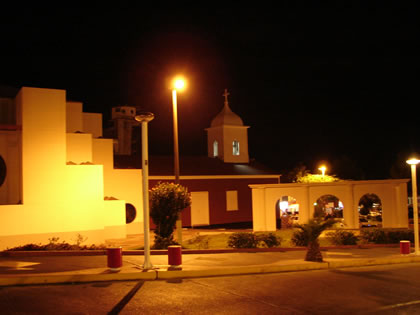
1,246 -> 420,287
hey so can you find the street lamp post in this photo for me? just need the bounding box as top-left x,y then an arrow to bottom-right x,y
172,88 -> 180,184
172,77 -> 186,245
135,112 -> 155,269
407,158 -> 420,255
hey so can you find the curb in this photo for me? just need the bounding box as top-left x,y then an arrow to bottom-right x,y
156,262 -> 328,280
0,270 -> 157,287
327,255 -> 420,268
1,255 -> 420,287
0,244 -> 401,257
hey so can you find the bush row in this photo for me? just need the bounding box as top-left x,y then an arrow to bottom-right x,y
291,228 -> 415,247
227,232 -> 282,249
5,236 -> 106,251
359,228 -> 414,244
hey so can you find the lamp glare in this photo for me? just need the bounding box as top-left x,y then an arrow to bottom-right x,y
407,158 -> 420,165
174,78 -> 185,90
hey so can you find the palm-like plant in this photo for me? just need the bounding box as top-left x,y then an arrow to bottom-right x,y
294,216 -> 336,262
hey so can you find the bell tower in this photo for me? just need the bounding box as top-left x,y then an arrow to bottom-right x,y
206,89 -> 249,163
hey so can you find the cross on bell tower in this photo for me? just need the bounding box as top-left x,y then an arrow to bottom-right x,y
223,89 -> 230,106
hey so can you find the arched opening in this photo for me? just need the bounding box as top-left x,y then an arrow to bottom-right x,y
125,203 -> 136,224
213,140 -> 218,157
314,195 -> 344,227
358,193 -> 382,228
275,195 -> 299,229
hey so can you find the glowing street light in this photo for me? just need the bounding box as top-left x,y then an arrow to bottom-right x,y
407,157 -> 420,255
174,78 -> 185,90
135,112 -> 155,269
318,165 -> 327,177
172,76 -> 186,245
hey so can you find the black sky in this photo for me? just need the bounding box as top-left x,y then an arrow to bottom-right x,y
1,4 -> 418,180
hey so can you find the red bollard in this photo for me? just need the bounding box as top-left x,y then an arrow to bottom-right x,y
107,247 -> 122,272
168,245 -> 182,269
400,241 -> 410,255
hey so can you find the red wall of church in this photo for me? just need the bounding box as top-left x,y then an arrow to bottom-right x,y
149,177 -> 279,228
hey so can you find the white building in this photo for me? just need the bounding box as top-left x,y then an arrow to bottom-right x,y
0,87 -> 143,250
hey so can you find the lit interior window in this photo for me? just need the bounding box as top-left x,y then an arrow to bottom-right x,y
232,140 -> 240,156
213,140 -> 218,157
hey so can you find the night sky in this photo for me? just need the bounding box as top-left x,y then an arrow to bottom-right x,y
1,4 -> 418,180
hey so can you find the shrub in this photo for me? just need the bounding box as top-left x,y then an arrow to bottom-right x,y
291,230 -> 308,246
149,182 -> 191,249
228,232 -> 282,249
153,235 -> 179,249
386,229 -> 414,243
360,228 -> 414,244
5,235 -> 106,251
228,232 -> 259,248
360,228 -> 410,244
257,233 -> 282,248
359,228 -> 387,244
326,230 -> 358,245
296,173 -> 340,183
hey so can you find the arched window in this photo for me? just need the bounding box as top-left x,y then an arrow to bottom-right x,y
125,203 -> 136,224
232,140 -> 240,156
213,140 -> 218,157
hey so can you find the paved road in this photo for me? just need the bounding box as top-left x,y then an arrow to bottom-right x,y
1,263 -> 420,314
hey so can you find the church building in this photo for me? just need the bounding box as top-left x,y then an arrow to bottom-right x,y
115,89 -> 281,228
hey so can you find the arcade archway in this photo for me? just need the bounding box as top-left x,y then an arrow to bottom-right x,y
314,194 -> 344,227
275,195 -> 299,229
358,193 -> 382,228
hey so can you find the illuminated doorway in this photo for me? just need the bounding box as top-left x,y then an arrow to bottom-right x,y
358,193 -> 382,228
314,195 -> 344,227
275,195 -> 299,229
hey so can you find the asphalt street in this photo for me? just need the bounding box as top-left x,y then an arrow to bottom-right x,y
1,263 -> 420,314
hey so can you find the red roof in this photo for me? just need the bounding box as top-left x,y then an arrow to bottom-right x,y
114,155 -> 280,176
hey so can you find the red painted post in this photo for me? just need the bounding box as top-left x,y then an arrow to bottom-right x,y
168,245 -> 182,269
400,241 -> 410,255
107,247 -> 123,271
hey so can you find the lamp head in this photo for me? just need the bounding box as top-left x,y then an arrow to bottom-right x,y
407,158 -> 420,165
172,76 -> 186,91
135,112 -> 155,123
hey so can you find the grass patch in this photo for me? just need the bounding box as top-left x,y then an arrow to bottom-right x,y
183,229 -> 334,249
184,233 -> 231,249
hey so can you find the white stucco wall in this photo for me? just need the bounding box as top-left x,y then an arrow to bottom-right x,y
250,180 -> 409,232
222,125 -> 249,163
66,101 -> 83,133
92,138 -> 143,234
83,112 -> 103,138
66,133 -> 93,164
